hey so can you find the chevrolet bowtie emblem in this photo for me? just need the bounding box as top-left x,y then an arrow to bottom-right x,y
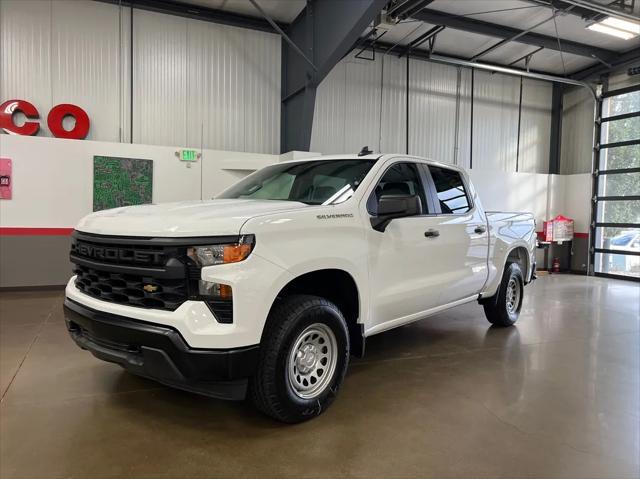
143,284 -> 158,293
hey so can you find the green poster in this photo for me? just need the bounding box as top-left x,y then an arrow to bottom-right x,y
93,156 -> 153,212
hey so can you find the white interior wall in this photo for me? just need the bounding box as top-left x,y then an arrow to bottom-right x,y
0,0 -> 281,154
311,53 -> 551,173
0,135 -> 280,229
562,173 -> 592,234
1,134 -> 591,234
469,170 -> 553,231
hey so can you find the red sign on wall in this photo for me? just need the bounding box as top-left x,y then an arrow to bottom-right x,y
0,158 -> 12,200
0,99 -> 90,140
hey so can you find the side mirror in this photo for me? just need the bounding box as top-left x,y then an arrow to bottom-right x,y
371,194 -> 422,232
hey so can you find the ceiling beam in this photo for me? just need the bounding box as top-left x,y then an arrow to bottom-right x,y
525,0 -> 602,20
94,0 -> 288,33
281,0 -> 388,153
411,8 -> 618,61
362,40 -> 595,92
560,0 -> 640,22
570,47 -> 640,80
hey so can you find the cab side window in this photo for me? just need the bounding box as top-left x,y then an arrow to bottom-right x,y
428,166 -> 471,214
368,162 -> 428,215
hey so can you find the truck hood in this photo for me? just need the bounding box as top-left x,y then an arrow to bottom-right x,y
76,199 -> 307,237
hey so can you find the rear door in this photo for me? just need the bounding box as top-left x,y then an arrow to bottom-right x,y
421,164 -> 489,304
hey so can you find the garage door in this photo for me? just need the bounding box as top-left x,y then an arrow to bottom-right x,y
591,84 -> 640,281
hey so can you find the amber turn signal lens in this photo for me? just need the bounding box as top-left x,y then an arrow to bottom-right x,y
223,243 -> 253,263
218,284 -> 233,300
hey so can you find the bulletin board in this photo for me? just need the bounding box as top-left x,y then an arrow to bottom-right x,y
93,156 -> 153,211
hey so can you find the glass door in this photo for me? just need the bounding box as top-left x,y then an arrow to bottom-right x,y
591,85 -> 640,280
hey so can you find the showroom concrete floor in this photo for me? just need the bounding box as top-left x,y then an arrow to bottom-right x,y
0,275 -> 638,479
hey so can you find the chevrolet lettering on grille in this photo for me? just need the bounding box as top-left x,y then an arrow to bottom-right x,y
75,242 -> 164,265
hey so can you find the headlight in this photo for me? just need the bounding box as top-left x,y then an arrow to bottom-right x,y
187,235 -> 254,267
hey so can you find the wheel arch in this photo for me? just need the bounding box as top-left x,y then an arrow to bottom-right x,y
266,268 -> 365,358
506,245 -> 531,283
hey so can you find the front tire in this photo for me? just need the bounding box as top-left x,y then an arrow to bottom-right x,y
250,294 -> 350,423
483,262 -> 524,327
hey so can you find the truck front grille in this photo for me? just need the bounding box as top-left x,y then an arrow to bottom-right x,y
70,232 -> 192,312
69,232 -> 238,320
73,264 -> 188,311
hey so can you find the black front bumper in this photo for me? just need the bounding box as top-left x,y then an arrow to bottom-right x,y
64,299 -> 259,400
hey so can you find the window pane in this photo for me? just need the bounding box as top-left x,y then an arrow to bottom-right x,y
599,144 -> 640,170
601,116 -> 640,144
597,200 -> 640,223
372,163 -> 428,214
598,172 -> 640,197
603,91 -> 640,117
596,227 -> 640,250
429,166 -> 471,214
595,252 -> 640,278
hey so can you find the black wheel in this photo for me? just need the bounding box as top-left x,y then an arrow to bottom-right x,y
250,294 -> 350,423
483,262 -> 524,327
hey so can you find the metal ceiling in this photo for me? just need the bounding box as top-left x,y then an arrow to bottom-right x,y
110,0 -> 639,79
375,0 -> 639,77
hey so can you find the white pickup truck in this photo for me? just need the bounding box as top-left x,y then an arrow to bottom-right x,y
64,153 -> 536,422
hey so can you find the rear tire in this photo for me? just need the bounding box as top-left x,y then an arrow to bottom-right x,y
250,294 -> 350,423
483,262 -> 524,327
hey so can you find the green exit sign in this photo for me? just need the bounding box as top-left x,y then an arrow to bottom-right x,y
180,149 -> 198,161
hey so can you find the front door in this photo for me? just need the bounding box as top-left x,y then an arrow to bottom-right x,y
365,161 -> 444,333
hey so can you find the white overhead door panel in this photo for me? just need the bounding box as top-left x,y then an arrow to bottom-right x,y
133,9 -> 188,147
561,86 -> 594,174
187,19 -> 281,153
240,28 -> 281,155
311,61 -> 347,154
408,59 -> 458,164
472,70 -> 520,171
51,0 -> 122,142
0,0 -> 52,130
380,54 -> 407,155
344,55 -> 383,154
456,67 -> 472,169
520,78 -> 552,173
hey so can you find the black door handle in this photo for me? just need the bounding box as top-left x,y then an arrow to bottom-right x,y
474,225 -> 486,234
424,229 -> 440,238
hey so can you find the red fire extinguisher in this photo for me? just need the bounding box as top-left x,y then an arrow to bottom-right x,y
552,258 -> 561,273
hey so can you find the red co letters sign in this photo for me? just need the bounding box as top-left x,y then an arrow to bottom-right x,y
0,99 -> 90,140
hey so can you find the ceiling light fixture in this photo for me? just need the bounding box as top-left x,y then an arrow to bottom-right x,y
601,16 -> 640,35
587,16 -> 640,40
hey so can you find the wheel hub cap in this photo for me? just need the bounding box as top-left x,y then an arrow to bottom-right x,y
287,323 -> 338,400
296,345 -> 318,374
506,278 -> 521,314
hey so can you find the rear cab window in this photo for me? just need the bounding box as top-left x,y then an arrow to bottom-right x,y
427,166 -> 472,215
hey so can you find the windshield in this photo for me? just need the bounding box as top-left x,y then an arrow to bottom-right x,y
217,159 -> 376,205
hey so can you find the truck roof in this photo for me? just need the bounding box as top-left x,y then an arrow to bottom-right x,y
280,154 -> 467,173
282,153 -> 428,162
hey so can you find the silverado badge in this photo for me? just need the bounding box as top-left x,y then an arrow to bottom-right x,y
143,284 -> 158,293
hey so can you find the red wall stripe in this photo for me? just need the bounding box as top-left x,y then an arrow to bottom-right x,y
0,227 -> 74,236
537,231 -> 588,240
